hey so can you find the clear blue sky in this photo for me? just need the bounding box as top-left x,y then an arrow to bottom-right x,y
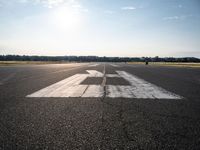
0,0 -> 200,57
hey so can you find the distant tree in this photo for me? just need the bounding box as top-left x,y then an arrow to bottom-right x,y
0,55 -> 199,62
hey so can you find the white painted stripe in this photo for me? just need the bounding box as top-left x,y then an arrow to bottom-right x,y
115,71 -> 181,99
44,76 -> 88,97
27,70 -> 105,98
82,85 -> 104,97
106,74 -> 120,78
27,74 -> 79,97
86,70 -> 103,77
107,86 -> 135,98
110,64 -> 120,67
27,70 -> 181,99
27,74 -> 88,97
88,64 -> 99,67
60,85 -> 88,97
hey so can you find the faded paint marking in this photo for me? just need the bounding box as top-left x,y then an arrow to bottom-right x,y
113,71 -> 181,99
27,70 -> 182,99
110,64 -> 120,67
88,64 -> 99,67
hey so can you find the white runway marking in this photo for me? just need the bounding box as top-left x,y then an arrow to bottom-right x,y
27,70 -> 104,98
87,70 -> 103,77
82,85 -> 104,97
112,71 -> 181,99
88,64 -> 99,67
27,70 -> 181,99
110,64 -> 120,67
106,74 -> 120,78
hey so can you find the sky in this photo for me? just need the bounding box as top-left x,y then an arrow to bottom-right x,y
0,0 -> 200,57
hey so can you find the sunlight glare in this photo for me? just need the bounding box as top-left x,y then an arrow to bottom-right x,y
52,6 -> 81,31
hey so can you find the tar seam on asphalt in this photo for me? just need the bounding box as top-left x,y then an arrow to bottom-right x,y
100,63 -> 106,149
81,85 -> 90,97
99,64 -> 131,148
101,63 -> 107,98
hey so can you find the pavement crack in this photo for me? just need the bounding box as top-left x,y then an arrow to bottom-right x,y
80,85 -> 89,97
101,63 -> 107,99
100,63 -> 107,150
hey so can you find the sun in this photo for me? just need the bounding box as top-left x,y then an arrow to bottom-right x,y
51,6 -> 81,31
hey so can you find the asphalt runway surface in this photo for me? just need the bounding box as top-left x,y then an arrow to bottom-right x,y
0,63 -> 200,149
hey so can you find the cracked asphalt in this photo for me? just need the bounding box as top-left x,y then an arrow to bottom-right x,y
0,63 -> 200,149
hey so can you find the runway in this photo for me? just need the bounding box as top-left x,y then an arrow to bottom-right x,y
0,63 -> 200,149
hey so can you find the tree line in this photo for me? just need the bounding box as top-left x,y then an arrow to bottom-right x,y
0,55 -> 199,62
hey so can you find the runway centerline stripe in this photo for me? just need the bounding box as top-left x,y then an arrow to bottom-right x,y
27,70 -> 182,99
